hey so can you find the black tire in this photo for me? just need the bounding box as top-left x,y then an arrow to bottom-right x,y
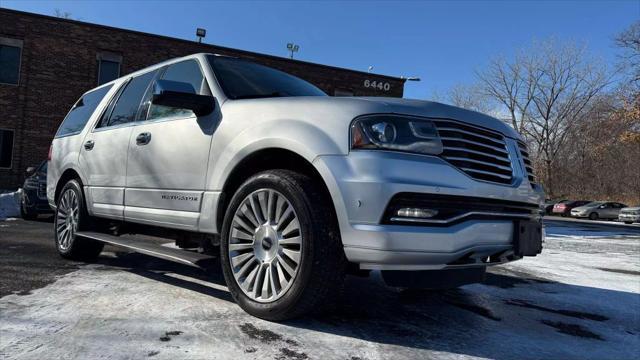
589,212 -> 599,220
54,179 -> 104,261
220,169 -> 346,321
20,196 -> 38,220
624,221 -> 633,224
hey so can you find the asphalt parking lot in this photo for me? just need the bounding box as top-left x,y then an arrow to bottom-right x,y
1,217 -> 639,360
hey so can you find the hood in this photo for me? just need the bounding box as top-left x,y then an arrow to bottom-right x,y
223,96 -> 522,140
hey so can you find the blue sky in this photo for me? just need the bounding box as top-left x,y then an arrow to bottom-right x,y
3,0 -> 638,99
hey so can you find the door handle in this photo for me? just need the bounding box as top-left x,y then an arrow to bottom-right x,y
136,132 -> 151,145
84,140 -> 95,150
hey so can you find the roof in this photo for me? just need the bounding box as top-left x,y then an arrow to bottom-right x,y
0,8 -> 405,83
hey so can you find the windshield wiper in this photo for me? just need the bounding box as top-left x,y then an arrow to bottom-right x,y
233,91 -> 288,100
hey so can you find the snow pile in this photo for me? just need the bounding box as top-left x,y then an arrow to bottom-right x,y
0,189 -> 22,220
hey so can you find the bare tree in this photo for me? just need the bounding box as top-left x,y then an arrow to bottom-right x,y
615,21 -> 640,88
474,40 -> 611,196
445,84 -> 495,115
54,9 -> 73,19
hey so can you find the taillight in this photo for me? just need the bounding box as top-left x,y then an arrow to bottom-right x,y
48,144 -> 52,161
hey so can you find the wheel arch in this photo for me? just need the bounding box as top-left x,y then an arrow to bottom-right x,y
215,147 -> 337,235
55,168 -> 84,205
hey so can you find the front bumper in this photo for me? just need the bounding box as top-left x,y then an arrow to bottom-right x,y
619,214 -> 640,222
313,150 -> 544,270
571,211 -> 588,218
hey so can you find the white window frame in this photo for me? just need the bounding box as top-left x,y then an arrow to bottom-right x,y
96,51 -> 122,85
0,37 -> 23,86
0,128 -> 15,169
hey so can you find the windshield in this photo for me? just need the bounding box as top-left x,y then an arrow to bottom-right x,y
207,55 -> 327,99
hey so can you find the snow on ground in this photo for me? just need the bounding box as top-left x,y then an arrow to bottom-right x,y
0,221 -> 639,360
0,189 -> 21,220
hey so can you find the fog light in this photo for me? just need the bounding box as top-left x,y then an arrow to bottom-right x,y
397,208 -> 438,218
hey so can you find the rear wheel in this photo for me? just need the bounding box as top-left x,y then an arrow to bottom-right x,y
589,212 -> 599,220
220,170 -> 346,320
54,179 -> 103,260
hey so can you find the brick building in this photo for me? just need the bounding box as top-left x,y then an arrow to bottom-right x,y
0,8 -> 405,188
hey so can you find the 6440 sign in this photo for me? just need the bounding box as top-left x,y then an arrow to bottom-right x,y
364,80 -> 391,91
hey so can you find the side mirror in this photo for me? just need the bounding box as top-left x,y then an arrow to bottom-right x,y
25,167 -> 36,176
151,80 -> 215,117
598,205 -> 606,209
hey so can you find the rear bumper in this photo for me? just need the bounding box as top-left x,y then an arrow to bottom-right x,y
313,150 -> 544,270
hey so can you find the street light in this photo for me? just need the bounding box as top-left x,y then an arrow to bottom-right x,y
196,28 -> 206,43
287,42 -> 300,59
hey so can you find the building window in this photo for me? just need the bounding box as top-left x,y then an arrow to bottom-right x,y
97,52 -> 122,85
0,129 -> 15,169
0,37 -> 23,85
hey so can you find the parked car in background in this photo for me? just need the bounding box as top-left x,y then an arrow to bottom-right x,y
552,200 -> 591,217
544,199 -> 567,215
571,201 -> 628,220
618,207 -> 640,224
21,161 -> 52,219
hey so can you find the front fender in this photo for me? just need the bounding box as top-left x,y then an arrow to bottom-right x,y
206,119 -> 344,191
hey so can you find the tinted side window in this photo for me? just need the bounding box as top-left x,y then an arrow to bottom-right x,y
147,60 -> 204,120
56,84 -> 113,137
106,70 -> 158,127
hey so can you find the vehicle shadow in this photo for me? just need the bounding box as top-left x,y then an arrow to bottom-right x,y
92,250 -> 639,360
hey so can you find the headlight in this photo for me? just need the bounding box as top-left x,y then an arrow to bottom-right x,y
351,115 -> 443,155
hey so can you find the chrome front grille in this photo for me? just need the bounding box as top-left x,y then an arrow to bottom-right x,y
517,141 -> 536,187
433,120 -> 514,185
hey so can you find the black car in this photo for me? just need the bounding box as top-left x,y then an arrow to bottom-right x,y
21,161 -> 52,219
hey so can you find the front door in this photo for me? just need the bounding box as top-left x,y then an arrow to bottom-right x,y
124,59 -> 217,230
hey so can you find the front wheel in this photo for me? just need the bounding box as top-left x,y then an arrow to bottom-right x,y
624,221 -> 633,224
589,212 -> 599,220
220,170 -> 346,320
54,179 -> 103,261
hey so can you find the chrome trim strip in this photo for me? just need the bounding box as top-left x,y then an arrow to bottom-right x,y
459,167 -> 512,180
390,211 -> 534,224
436,126 -> 505,145
443,156 -> 513,172
440,137 -> 509,154
441,146 -> 510,162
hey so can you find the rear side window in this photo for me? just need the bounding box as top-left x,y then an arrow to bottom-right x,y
102,70 -> 158,127
147,60 -> 205,121
56,84 -> 113,137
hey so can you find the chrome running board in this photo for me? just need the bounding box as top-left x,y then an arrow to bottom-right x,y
76,231 -> 216,269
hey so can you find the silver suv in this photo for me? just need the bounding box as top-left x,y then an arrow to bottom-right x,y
48,53 -> 544,320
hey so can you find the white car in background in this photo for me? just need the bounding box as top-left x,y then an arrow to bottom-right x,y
618,207 -> 640,224
47,53 -> 544,320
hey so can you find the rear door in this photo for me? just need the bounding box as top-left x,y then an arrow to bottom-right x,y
80,69 -> 159,219
124,59 -> 217,230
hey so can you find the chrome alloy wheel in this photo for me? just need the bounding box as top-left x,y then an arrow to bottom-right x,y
55,188 -> 80,251
228,189 -> 303,303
